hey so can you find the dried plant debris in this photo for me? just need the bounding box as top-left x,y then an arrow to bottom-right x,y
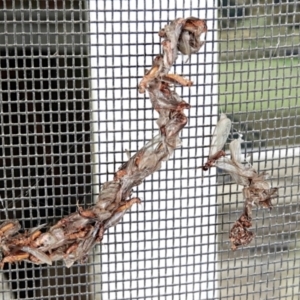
202,113 -> 232,171
208,128 -> 278,250
0,17 -> 207,267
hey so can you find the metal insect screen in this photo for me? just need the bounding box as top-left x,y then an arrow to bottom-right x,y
0,0 -> 298,299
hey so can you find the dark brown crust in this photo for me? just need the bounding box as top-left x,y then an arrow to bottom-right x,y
202,150 -> 226,171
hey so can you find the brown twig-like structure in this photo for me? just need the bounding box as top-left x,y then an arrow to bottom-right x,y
0,17 -> 207,267
215,136 -> 278,250
202,116 -> 278,250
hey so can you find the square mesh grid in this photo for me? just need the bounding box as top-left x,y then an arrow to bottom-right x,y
218,0 -> 300,299
0,0 -> 299,299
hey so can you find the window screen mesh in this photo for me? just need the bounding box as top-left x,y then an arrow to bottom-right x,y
0,1 -> 299,299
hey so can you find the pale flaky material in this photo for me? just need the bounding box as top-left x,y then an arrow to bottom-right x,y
215,136 -> 278,250
0,17 -> 207,267
202,114 -> 278,250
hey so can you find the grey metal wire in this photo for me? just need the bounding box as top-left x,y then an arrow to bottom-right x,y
218,1 -> 300,300
0,0 -> 299,299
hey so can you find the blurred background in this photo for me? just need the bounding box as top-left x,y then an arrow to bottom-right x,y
218,1 -> 300,299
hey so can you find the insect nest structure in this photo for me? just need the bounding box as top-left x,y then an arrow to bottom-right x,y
202,114 -> 278,250
0,18 -> 207,267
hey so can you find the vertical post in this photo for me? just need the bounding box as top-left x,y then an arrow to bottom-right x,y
89,1 -> 218,298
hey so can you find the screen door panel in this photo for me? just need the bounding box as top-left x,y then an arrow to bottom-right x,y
0,1 -> 299,300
